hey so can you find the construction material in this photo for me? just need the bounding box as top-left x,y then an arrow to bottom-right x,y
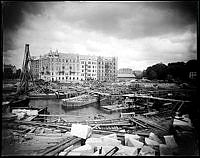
133,116 -> 168,132
58,145 -> 74,156
37,136 -> 81,156
128,118 -> 148,128
113,145 -> 138,156
125,134 -> 141,145
104,146 -> 119,156
149,132 -> 163,144
164,135 -> 178,149
122,94 -> 191,103
145,137 -> 160,146
139,145 -> 155,156
70,124 -> 92,139
46,138 -> 81,156
126,136 -> 144,148
159,144 -> 173,156
101,133 -> 118,140
66,144 -> 94,156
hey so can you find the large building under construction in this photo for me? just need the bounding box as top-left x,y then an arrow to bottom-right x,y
30,50 -> 118,82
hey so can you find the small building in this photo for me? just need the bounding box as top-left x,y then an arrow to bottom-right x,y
3,64 -> 17,74
117,68 -> 136,81
189,72 -> 197,79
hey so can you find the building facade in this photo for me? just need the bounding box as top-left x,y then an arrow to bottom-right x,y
31,50 -> 118,82
97,56 -> 118,81
30,56 -> 40,79
79,55 -> 98,81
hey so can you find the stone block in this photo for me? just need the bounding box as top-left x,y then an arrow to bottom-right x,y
149,132 -> 163,144
126,136 -> 144,148
139,145 -> 155,156
145,137 -> 160,146
70,124 -> 92,139
114,145 -> 138,156
164,135 -> 178,149
159,144 -> 173,156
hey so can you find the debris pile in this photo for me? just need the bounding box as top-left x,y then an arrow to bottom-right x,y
65,123 -> 180,156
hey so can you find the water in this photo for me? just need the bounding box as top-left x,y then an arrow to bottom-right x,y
29,99 -> 120,121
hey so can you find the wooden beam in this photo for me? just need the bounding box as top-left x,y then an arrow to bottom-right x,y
128,118 -> 148,128
122,94 -> 191,103
45,137 -> 82,156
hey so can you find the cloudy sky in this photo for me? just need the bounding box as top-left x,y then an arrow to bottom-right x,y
3,1 -> 197,71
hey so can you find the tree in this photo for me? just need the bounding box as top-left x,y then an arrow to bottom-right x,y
144,60 -> 197,82
167,62 -> 187,81
145,63 -> 167,80
146,69 -> 157,80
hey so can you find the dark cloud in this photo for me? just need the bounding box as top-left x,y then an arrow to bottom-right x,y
2,1 -> 44,52
2,1 -> 43,30
50,1 -> 197,40
2,1 -> 197,69
143,1 -> 197,21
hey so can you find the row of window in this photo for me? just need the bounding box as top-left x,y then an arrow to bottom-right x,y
51,76 -> 97,81
81,61 -> 97,65
49,58 -> 78,63
52,76 -> 79,81
81,74 -> 96,76
81,65 -> 96,68
81,70 -> 96,72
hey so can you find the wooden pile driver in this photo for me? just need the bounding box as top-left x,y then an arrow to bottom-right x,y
16,44 -> 35,96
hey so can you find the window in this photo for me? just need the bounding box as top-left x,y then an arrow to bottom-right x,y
88,61 -> 91,64
82,70 -> 84,72
62,77 -> 64,80
77,77 -> 78,80
59,77 -> 60,80
73,77 -> 75,80
88,65 -> 91,68
66,60 -> 68,62
81,61 -> 84,64
82,65 -> 84,68
66,77 -> 68,79
52,72 -> 54,75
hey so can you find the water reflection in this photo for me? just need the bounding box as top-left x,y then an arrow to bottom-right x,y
29,99 -> 120,121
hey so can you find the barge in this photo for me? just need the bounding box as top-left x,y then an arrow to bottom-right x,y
61,94 -> 97,109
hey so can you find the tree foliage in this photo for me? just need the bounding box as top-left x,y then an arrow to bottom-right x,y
143,60 -> 197,82
145,63 -> 167,80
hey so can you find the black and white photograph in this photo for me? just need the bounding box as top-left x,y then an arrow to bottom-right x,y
2,1 -> 199,156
